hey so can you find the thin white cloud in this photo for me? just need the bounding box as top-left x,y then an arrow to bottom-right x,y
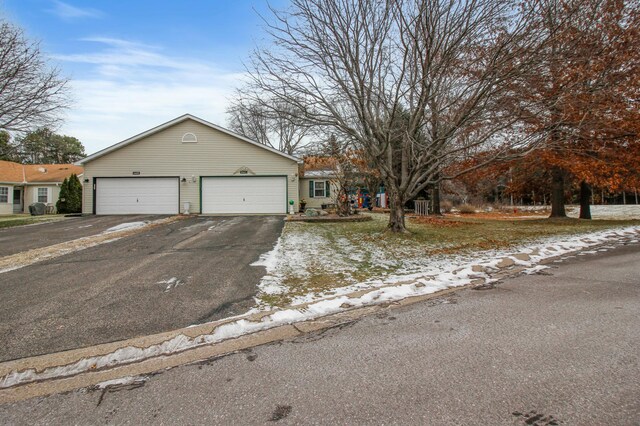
48,1 -> 103,20
55,37 -> 248,153
53,38 -> 210,74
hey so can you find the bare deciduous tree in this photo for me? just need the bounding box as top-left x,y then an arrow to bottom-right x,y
245,0 -> 552,232
0,20 -> 69,133
227,90 -> 312,156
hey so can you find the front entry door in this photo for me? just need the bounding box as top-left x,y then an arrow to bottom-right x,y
13,188 -> 23,213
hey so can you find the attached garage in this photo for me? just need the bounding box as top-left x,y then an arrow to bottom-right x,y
77,114 -> 301,215
95,177 -> 179,215
201,176 -> 286,214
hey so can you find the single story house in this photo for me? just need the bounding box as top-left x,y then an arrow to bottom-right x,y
76,114 -> 302,215
0,160 -> 84,214
299,169 -> 339,210
298,156 -> 388,210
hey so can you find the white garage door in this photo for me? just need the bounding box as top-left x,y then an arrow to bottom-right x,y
201,176 -> 286,214
96,177 -> 179,214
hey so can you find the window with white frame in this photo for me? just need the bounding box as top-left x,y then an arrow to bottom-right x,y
0,187 -> 7,203
309,180 -> 330,198
37,188 -> 48,203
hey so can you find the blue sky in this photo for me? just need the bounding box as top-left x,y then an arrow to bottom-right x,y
2,0 -> 287,154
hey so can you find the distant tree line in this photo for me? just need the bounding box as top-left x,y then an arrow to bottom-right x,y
0,128 -> 85,164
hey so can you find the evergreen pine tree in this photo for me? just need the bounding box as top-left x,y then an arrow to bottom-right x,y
67,174 -> 82,213
56,177 -> 69,213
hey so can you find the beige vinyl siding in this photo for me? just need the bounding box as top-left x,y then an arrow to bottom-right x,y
299,178 -> 339,209
22,184 -> 60,213
0,184 -> 13,215
82,119 -> 299,214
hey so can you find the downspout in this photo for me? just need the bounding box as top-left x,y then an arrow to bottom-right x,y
21,165 -> 27,213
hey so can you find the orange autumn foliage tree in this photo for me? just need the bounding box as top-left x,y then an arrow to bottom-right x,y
518,0 -> 640,218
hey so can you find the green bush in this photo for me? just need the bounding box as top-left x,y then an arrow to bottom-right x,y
56,174 -> 82,213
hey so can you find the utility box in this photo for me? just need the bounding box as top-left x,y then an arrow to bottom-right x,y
29,202 -> 46,216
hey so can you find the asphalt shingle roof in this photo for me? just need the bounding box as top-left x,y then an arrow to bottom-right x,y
0,160 -> 83,184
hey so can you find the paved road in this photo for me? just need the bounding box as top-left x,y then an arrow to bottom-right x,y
0,216 -> 284,361
2,242 -> 638,425
0,215 -> 166,257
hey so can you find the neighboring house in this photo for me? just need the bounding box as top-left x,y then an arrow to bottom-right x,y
0,160 -> 84,215
300,169 -> 340,209
299,157 -> 387,210
76,114 -> 302,215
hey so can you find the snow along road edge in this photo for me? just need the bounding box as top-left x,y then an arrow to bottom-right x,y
0,225 -> 639,392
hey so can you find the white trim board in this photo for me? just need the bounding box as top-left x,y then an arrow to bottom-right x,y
77,114 -> 302,165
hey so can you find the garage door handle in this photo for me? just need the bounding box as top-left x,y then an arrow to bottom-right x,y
137,198 -> 139,203
243,198 -> 245,202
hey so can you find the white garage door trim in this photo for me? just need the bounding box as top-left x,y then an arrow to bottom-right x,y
95,177 -> 179,215
201,176 -> 287,214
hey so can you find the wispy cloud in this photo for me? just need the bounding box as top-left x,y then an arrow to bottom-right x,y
54,38 -> 210,74
48,1 -> 103,20
55,38 -> 247,153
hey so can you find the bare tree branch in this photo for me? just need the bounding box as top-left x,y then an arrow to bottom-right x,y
245,0 -> 555,231
0,20 -> 69,133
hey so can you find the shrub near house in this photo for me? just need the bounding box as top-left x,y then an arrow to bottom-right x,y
56,174 -> 82,213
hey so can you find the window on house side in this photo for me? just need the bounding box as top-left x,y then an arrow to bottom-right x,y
0,187 -> 7,203
37,188 -> 48,203
314,181 -> 326,197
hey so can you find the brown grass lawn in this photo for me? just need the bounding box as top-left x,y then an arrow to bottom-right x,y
257,212 -> 639,307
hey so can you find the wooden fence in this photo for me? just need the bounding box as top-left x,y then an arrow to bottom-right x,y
414,200 -> 430,216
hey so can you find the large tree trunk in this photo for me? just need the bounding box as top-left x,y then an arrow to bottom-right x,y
387,190 -> 407,233
430,183 -> 442,216
579,180 -> 591,219
337,194 -> 350,216
549,167 -> 567,218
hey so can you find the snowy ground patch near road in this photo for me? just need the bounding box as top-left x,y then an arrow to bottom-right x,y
567,204 -> 640,220
253,215 -> 640,308
2,218 -> 639,390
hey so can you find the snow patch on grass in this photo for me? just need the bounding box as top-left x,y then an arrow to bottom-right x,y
567,204 -> 640,220
254,221 -> 640,307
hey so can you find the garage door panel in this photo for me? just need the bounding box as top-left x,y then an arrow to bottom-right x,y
202,177 -> 286,214
96,178 -> 179,215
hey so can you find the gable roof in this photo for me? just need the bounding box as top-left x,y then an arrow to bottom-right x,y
0,160 -> 25,183
77,114 -> 303,165
0,160 -> 83,184
24,164 -> 84,183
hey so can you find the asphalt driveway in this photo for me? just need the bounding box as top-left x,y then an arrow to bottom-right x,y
0,216 -> 284,362
2,238 -> 638,424
0,215 -> 167,257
